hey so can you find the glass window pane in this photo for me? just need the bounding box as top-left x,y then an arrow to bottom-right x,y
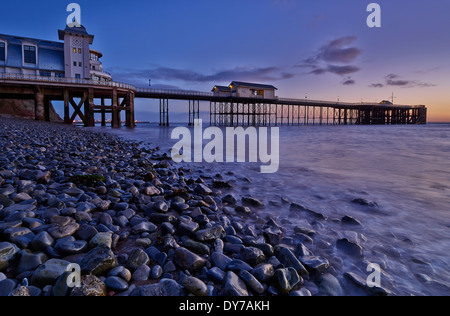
0,43 -> 5,61
24,45 -> 36,64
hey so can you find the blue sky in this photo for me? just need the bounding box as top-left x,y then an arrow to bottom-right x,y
1,0 -> 449,121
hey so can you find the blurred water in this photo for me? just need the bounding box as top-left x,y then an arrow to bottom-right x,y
96,123 -> 450,295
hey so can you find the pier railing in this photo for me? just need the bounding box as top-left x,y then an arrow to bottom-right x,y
0,73 -> 136,90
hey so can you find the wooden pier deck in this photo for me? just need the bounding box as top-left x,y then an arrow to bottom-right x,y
0,74 -> 427,127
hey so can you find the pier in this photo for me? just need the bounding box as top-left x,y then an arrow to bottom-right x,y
0,74 -> 427,127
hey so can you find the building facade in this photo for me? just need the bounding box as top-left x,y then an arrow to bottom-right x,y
212,81 -> 278,99
0,24 -> 111,81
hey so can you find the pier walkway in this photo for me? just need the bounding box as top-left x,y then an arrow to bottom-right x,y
0,74 -> 427,127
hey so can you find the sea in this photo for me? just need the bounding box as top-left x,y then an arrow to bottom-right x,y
92,122 -> 450,296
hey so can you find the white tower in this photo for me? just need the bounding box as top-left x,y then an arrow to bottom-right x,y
58,25 -> 94,79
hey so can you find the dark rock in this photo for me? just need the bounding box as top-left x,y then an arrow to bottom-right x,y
70,275 -> 107,297
174,247 -> 206,273
342,216 -> 362,226
148,213 -> 176,224
226,259 -> 253,273
336,238 -> 364,258
0,242 -> 20,271
352,199 -> 378,208
152,200 -> 169,213
251,264 -> 275,283
344,272 -> 390,296
183,239 -> 211,255
222,194 -> 238,205
131,279 -> 184,296
108,266 -> 132,282
31,259 -> 72,287
105,276 -> 129,292
240,247 -> 266,266
47,223 -> 79,239
54,239 -> 88,255
207,267 -> 226,283
80,245 -> 117,276
290,203 -> 327,220
132,265 -> 150,281
275,246 -> 309,278
275,268 -> 302,295
263,226 -> 283,245
177,217 -> 199,237
242,197 -> 264,208
16,250 -> 48,274
89,232 -> 113,249
0,279 -> 17,296
182,276 -> 208,296
221,271 -> 249,296
211,252 -> 233,270
151,265 -> 163,279
132,221 -> 157,234
317,273 -> 344,296
194,184 -> 212,195
126,249 -> 149,271
299,256 -> 329,272
239,270 -> 265,294
75,224 -> 98,241
195,225 -> 226,242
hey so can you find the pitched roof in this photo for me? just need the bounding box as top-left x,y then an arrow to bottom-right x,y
230,81 -> 278,90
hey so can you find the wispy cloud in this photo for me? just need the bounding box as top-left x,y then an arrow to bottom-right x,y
341,77 -> 356,86
369,74 -> 437,88
297,36 -> 362,83
111,66 -> 294,88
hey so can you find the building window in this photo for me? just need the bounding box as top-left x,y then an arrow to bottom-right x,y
73,61 -> 77,67
78,48 -> 82,54
73,48 -> 77,53
0,42 -> 5,62
55,73 -> 64,78
78,62 -> 82,67
75,74 -> 81,79
24,45 -> 36,64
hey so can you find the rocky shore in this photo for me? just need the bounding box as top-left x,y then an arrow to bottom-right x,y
0,117 -> 390,296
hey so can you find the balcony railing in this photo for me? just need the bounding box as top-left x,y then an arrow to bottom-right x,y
0,73 -> 136,90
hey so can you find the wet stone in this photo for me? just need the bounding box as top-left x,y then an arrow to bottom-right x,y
105,276 -> 129,292
174,247 -> 206,273
182,276 -> 209,297
31,259 -> 72,287
80,245 -> 117,276
251,264 -> 275,283
47,223 -> 80,240
240,246 -> 266,266
0,242 -> 20,271
317,273 -> 344,296
126,249 -> 149,271
299,256 -> 330,272
207,267 -> 226,283
195,225 -> 226,243
221,271 -> 249,297
275,268 -> 302,295
275,246 -> 309,278
336,238 -> 364,258
239,270 -> 265,295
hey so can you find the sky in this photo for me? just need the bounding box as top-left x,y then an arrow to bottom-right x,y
1,0 -> 449,122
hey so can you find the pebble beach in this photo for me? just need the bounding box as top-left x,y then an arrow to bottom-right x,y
0,117 -> 407,296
